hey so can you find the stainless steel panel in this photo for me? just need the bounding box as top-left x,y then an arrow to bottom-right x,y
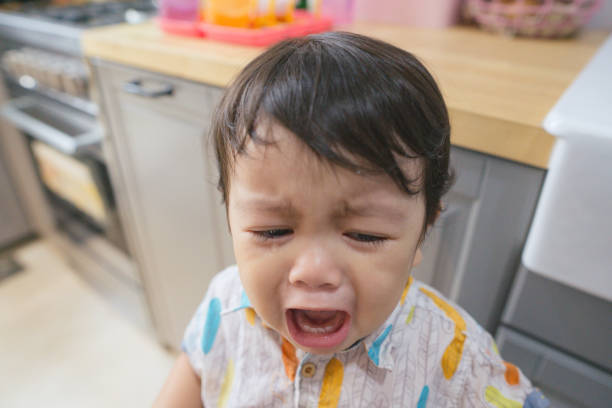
50,231 -> 149,332
0,13 -> 82,56
0,96 -> 102,155
0,146 -> 32,247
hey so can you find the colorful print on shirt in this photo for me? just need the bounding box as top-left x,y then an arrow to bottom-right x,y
182,265 -> 545,407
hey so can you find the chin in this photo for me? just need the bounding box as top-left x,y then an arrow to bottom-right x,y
301,341 -> 354,355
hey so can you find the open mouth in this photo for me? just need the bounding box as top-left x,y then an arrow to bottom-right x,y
286,309 -> 351,350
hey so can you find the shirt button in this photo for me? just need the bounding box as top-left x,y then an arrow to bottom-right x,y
301,362 -> 316,378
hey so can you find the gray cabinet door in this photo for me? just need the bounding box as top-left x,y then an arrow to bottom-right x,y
92,60 -> 233,349
502,266 -> 612,373
413,147 -> 545,331
497,327 -> 612,408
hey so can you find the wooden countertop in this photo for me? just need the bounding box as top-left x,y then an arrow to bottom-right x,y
82,22 -> 608,168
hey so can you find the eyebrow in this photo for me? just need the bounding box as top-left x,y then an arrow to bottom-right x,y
234,197 -> 407,223
335,200 -> 406,223
234,198 -> 299,219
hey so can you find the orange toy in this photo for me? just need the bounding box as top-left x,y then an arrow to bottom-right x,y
205,0 -> 294,28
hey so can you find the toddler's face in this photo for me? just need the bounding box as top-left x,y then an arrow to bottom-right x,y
227,122 -> 425,354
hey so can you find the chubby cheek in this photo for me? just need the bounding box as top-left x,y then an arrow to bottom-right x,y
238,266 -> 282,329
354,277 -> 401,333
353,249 -> 414,332
233,236 -> 289,329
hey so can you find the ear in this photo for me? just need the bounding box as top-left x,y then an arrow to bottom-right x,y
411,247 -> 423,268
421,202 -> 442,241
433,202 -> 443,224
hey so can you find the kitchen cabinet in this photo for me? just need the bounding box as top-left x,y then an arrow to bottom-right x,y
91,60 -> 233,349
413,147 -> 544,332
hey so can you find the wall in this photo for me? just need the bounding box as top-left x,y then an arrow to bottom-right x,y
587,0 -> 612,30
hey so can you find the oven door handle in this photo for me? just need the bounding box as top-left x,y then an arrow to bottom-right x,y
123,78 -> 174,98
0,96 -> 103,156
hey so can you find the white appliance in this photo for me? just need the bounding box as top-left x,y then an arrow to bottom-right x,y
522,34 -> 612,303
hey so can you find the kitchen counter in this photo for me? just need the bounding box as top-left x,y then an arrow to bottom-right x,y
82,22 -> 608,168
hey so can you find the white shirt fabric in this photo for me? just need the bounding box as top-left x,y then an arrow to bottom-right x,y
182,265 -> 548,408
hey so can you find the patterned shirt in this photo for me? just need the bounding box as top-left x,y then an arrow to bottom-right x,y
182,265 -> 549,408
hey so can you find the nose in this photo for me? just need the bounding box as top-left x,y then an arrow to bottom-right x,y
288,243 -> 343,290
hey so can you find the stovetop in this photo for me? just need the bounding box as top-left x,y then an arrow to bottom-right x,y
2,0 -> 156,28
0,0 -> 157,55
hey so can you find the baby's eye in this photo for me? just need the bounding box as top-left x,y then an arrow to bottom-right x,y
252,229 -> 293,240
345,232 -> 387,245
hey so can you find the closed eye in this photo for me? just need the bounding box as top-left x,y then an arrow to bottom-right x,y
344,232 -> 388,245
251,229 -> 293,241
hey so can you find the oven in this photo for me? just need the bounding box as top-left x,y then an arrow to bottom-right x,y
1,93 -> 130,255
0,1 -> 156,329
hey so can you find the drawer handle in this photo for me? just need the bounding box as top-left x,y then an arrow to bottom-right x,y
123,79 -> 174,98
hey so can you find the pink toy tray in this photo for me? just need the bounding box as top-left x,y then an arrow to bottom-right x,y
158,17 -> 202,37
158,11 -> 333,46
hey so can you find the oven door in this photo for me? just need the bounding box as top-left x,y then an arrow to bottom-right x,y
0,95 -> 108,217
0,94 -> 128,254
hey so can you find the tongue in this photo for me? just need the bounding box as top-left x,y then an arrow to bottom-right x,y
288,309 -> 350,350
295,310 -> 342,332
301,310 -> 339,324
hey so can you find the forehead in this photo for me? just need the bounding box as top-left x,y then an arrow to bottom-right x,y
236,122 -> 331,184
228,121 -> 423,210
239,118 -> 422,174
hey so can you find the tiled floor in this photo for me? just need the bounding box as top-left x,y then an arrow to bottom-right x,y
0,240 -> 176,407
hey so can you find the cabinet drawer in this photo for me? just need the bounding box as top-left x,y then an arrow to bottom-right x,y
497,327 -> 612,408
502,266 -> 612,371
93,59 -> 224,124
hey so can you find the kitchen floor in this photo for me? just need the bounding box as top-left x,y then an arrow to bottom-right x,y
0,240 -> 176,407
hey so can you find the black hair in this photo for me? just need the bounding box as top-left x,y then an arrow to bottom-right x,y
212,31 -> 453,238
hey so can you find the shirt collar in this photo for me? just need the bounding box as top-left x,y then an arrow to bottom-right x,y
221,289 -> 252,315
362,276 -> 414,370
361,301 -> 402,371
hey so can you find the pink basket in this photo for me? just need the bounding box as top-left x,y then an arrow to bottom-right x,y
466,0 -> 603,37
354,0 -> 463,27
158,11 -> 333,46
